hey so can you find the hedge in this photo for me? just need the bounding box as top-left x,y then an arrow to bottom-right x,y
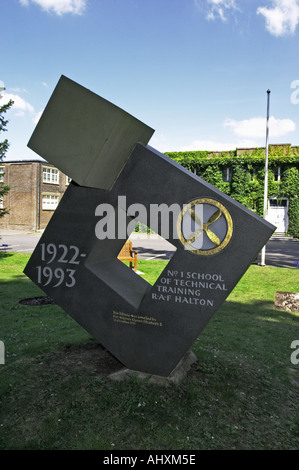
165,145 -> 299,238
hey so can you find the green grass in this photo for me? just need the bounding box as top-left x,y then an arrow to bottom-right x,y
0,253 -> 299,450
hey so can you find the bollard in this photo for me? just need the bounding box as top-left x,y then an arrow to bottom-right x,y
0,341 -> 4,365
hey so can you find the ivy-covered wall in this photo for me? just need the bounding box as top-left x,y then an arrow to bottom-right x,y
165,145 -> 299,237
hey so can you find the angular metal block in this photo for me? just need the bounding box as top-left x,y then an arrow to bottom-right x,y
28,75 -> 154,190
24,144 -> 276,377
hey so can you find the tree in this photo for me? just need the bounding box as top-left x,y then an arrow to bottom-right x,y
0,91 -> 13,218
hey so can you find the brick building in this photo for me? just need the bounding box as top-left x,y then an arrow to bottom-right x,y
1,144 -> 299,234
0,160 -> 70,231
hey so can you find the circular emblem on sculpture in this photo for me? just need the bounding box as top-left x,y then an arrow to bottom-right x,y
177,198 -> 233,255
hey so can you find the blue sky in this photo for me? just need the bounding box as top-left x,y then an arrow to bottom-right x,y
1,0 -> 299,160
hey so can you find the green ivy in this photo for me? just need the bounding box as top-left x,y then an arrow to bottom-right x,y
165,145 -> 299,235
288,197 -> 299,238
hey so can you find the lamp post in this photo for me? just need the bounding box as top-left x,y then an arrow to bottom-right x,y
260,89 -> 271,266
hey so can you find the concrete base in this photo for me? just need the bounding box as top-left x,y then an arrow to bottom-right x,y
108,350 -> 198,386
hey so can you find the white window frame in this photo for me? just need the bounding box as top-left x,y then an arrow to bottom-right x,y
66,175 -> 72,185
0,196 -> 3,209
42,194 -> 59,210
43,167 -> 59,184
274,166 -> 281,181
0,167 -> 4,183
269,197 -> 288,208
222,167 -> 232,182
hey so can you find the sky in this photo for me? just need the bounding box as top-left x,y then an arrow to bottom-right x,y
1,0 -> 299,161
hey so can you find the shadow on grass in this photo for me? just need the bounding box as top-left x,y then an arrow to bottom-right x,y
221,298 -> 299,323
0,252 -> 13,259
1,271 -> 299,335
1,273 -> 299,450
1,273 -> 299,379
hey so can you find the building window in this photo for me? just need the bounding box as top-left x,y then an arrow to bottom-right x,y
274,167 -> 281,181
269,198 -> 288,207
0,196 -> 3,209
42,194 -> 59,210
222,167 -> 232,182
43,167 -> 59,184
0,167 -> 4,183
249,169 -> 255,181
66,175 -> 72,185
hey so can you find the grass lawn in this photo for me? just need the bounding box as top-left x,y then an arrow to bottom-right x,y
0,253 -> 299,450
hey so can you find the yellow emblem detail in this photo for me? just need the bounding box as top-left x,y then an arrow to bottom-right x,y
177,198 -> 233,255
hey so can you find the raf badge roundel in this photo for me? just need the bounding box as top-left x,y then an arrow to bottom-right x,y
177,198 -> 233,255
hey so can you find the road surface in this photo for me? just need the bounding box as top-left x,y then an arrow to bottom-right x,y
1,230 -> 298,269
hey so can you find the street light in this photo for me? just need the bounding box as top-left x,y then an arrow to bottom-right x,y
260,89 -> 271,266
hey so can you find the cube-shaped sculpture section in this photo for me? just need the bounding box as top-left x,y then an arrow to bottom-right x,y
28,75 -> 154,190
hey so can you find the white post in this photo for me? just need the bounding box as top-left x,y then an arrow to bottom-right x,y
260,89 -> 271,266
0,341 -> 4,365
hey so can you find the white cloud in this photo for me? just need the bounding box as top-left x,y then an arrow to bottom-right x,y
9,87 -> 28,93
0,93 -> 34,114
224,116 -> 296,137
151,133 -> 259,153
0,92 -> 41,124
177,139 -> 259,152
19,0 -> 87,16
33,110 -> 43,124
196,0 -> 238,21
257,0 -> 299,36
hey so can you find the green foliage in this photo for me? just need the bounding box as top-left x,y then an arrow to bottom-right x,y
166,145 -> 299,231
0,97 -> 13,218
133,222 -> 155,234
201,166 -> 224,190
0,98 -> 14,160
287,197 -> 299,238
0,139 -> 9,161
281,167 -> 299,198
0,184 -> 10,218
230,164 -> 252,207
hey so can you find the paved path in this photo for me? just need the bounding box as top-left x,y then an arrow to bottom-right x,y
1,230 -> 299,269
130,234 -> 299,269
256,234 -> 299,269
0,230 -> 43,254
